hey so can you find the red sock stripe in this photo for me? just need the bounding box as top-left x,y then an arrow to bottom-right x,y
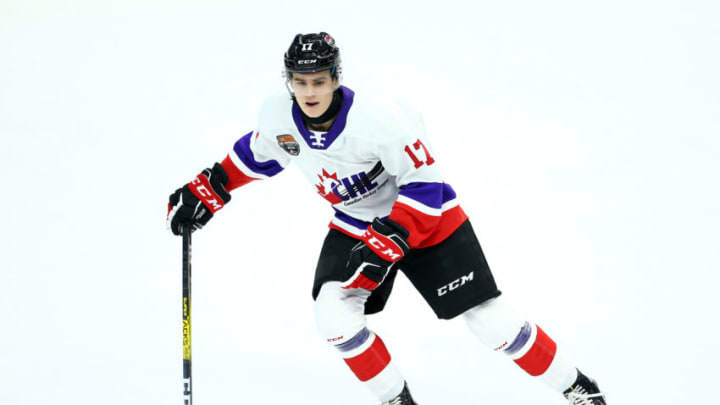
513,326 -> 557,376
343,335 -> 392,382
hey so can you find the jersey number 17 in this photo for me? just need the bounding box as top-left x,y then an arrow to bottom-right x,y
404,139 -> 435,169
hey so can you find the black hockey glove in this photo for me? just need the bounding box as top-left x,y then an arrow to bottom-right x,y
167,162 -> 231,235
341,218 -> 411,291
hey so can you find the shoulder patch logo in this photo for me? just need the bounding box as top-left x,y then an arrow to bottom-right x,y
276,134 -> 300,156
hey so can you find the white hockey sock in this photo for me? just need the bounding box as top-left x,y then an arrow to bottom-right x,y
314,283 -> 405,401
537,347 -> 578,392
463,298 -> 578,393
336,328 -> 405,401
503,322 -> 578,392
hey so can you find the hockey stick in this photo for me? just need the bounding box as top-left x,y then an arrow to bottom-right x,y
182,224 -> 193,405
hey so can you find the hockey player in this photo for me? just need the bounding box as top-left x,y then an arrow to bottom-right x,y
167,32 -> 607,405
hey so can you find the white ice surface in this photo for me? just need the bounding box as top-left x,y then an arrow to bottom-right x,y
1,1 -> 718,404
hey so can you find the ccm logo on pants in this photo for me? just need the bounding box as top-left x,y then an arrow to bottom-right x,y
437,272 -> 474,296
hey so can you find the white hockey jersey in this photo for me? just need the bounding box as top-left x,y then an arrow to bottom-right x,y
221,86 -> 467,248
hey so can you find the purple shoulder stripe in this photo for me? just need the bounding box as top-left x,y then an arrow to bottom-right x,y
398,182 -> 458,209
441,183 -> 458,204
232,132 -> 284,177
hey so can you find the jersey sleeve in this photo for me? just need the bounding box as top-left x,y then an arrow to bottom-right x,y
376,106 -> 467,248
220,130 -> 289,190
219,98 -> 293,191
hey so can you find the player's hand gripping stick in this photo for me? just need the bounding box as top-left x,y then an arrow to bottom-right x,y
341,218 -> 410,291
167,163 -> 232,235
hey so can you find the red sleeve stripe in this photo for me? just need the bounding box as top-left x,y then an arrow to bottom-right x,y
221,155 -> 259,191
389,202 -> 467,249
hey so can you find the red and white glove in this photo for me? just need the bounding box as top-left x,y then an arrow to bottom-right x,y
341,218 -> 411,291
167,163 -> 231,235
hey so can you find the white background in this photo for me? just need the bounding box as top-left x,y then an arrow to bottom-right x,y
1,1 -> 719,404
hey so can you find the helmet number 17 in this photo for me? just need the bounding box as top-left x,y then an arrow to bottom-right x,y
403,139 -> 435,169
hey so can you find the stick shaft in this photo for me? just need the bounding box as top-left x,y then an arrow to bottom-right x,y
182,225 -> 192,405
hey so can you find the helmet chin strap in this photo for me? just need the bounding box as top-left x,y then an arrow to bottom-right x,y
297,89 -> 343,126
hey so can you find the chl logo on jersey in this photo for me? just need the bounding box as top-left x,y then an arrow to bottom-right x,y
315,162 -> 385,205
277,134 -> 300,156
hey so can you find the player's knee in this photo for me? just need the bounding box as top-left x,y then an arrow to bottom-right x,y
462,297 -> 527,351
314,281 -> 370,345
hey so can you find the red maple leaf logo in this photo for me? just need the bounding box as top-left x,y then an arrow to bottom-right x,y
315,169 -> 342,204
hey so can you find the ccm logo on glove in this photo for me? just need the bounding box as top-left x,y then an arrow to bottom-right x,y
341,218 -> 411,291
189,174 -> 225,213
363,233 -> 404,262
166,162 -> 231,235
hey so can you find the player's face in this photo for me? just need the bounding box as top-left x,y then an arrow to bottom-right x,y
290,71 -> 337,118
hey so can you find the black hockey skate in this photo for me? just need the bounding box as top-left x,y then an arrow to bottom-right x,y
381,382 -> 417,405
563,370 -> 606,405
